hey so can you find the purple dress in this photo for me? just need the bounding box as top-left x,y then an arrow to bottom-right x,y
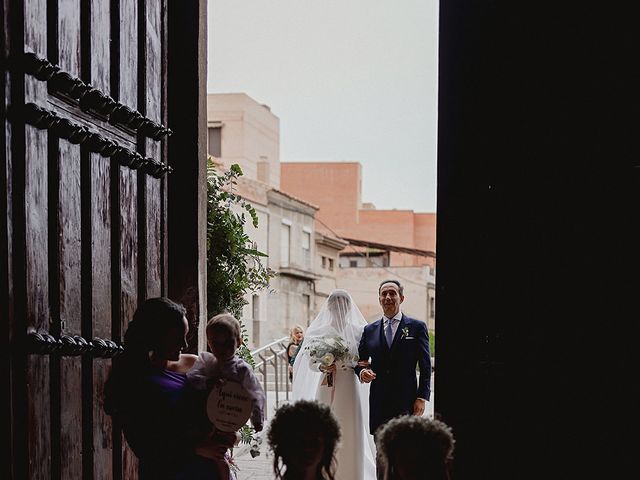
123,368 -> 220,480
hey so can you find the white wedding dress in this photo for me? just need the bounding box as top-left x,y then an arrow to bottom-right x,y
315,366 -> 376,480
292,289 -> 376,480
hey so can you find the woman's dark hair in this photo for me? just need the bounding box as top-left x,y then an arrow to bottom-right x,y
104,297 -> 187,416
267,400 -> 341,480
123,297 -> 187,355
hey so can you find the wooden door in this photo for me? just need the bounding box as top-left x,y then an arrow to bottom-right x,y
0,1 -> 208,478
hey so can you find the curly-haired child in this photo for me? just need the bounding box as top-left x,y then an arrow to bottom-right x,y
376,416 -> 455,480
267,399 -> 341,480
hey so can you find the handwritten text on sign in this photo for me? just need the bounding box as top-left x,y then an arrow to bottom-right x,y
207,380 -> 252,432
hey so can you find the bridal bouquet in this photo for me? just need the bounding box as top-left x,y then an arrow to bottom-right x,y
303,335 -> 358,387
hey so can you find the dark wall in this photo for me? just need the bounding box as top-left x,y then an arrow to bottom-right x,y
436,3 -> 637,478
167,0 -> 208,350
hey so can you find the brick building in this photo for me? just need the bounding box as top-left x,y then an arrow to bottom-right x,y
281,161 -> 437,326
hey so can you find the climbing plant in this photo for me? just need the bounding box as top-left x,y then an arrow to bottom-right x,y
206,157 -> 275,367
206,158 -> 275,446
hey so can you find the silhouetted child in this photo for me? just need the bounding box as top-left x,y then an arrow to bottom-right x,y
267,399 -> 341,480
187,313 -> 266,480
375,416 -> 455,480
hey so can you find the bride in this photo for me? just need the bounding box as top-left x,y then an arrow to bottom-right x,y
292,289 -> 376,480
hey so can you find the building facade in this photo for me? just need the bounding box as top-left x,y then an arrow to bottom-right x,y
207,93 -> 280,187
314,226 -> 349,311
265,189 -> 319,339
281,161 -> 437,330
337,265 -> 436,330
207,94 -> 345,346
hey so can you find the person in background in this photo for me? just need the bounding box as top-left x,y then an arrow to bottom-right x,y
375,416 -> 455,480
267,399 -> 341,480
287,324 -> 305,381
104,297 -> 236,479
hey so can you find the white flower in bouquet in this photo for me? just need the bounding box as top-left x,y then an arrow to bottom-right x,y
321,353 -> 335,368
305,335 -> 358,387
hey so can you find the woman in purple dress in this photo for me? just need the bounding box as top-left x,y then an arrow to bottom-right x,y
105,297 -> 235,479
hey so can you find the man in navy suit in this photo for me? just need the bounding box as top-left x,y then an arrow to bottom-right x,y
356,279 -> 432,478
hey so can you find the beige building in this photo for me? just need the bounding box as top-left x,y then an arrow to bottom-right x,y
207,93 -> 345,346
265,189 -> 319,338
207,93 -> 280,187
314,224 -> 349,310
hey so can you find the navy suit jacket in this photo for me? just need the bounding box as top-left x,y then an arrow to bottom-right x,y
356,314 -> 431,435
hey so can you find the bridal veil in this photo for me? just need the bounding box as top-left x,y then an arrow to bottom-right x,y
292,289 -> 376,479
292,289 -> 365,398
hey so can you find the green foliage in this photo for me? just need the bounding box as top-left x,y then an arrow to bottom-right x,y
238,424 -> 255,445
206,157 -> 276,367
206,158 -> 276,450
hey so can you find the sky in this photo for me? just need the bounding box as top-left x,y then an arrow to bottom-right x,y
207,0 -> 439,213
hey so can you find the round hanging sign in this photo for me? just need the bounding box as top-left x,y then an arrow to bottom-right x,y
206,380 -> 252,432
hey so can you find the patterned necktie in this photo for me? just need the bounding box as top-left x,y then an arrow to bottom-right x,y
385,319 -> 394,347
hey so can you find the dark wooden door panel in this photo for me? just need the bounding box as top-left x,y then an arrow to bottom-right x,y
24,0 -> 51,478
143,0 -> 163,299
88,2 -> 114,479
56,3 -> 83,479
117,0 -> 140,477
7,0 -> 170,478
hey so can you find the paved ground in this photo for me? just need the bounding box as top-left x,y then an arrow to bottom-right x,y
232,376 -> 435,480
232,445 -> 275,480
230,390 -> 282,480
